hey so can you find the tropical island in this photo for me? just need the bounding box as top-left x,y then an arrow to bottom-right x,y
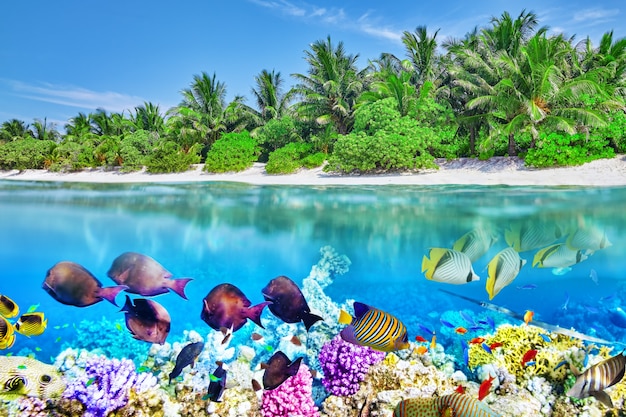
1,10 -> 625,179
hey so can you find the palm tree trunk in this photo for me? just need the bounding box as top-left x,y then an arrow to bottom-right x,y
469,126 -> 476,156
508,133 -> 516,156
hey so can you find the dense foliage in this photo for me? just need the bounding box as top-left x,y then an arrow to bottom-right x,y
2,10 -> 626,173
204,131 -> 260,173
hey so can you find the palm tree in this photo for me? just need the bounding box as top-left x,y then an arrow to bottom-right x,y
292,36 -> 367,135
175,72 -> 228,145
481,9 -> 540,56
358,68 -> 417,116
31,118 -> 60,142
467,33 -> 613,155
131,102 -> 165,134
402,26 -> 441,89
0,119 -> 31,141
251,69 -> 295,122
65,112 -> 92,138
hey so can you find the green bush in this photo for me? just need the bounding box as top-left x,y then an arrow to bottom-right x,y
48,139 -> 97,172
302,152 -> 326,168
204,131 -> 260,173
255,116 -> 301,158
144,141 -> 201,173
524,132 -> 614,168
0,138 -> 56,170
326,130 -> 436,173
265,142 -> 313,174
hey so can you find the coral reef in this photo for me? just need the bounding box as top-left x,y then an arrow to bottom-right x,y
318,334 -> 385,396
61,352 -> 159,417
260,363 -> 319,417
468,323 -> 583,382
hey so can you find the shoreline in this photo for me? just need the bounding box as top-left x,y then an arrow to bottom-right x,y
1,156 -> 626,186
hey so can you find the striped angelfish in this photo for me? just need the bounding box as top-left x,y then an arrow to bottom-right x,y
422,248 -> 480,285
339,301 -> 409,352
485,247 -> 526,300
567,351 -> 626,408
393,392 -> 502,417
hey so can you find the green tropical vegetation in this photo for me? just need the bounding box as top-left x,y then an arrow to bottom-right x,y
1,10 -> 625,174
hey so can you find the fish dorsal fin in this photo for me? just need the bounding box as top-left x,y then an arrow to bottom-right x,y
591,390 -> 614,408
338,310 -> 353,325
353,302 -> 370,319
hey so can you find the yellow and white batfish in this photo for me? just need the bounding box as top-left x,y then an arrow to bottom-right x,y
422,248 -> 479,285
453,229 -> 497,262
485,247 -> 526,300
505,222 -> 563,252
533,243 -> 588,269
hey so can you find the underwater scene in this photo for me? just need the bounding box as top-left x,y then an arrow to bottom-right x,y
1,180 -> 625,417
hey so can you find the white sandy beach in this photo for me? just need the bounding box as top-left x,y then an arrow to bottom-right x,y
1,156 -> 626,186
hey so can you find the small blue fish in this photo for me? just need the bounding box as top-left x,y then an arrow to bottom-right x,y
439,318 -> 454,328
589,269 -> 598,285
460,340 -> 469,366
525,361 -> 536,367
469,326 -> 485,331
26,304 -> 40,313
554,360 -> 568,370
551,267 -> 572,276
459,311 -> 475,326
486,316 -> 496,332
539,334 -> 551,343
418,324 -> 434,335
481,342 -> 492,354
517,284 -> 537,290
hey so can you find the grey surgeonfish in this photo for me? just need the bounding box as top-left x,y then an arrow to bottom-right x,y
567,351 -> 626,408
485,247 -> 526,300
453,229 -> 497,262
532,243 -> 588,268
422,248 -> 479,284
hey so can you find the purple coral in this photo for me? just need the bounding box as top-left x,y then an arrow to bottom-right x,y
318,334 -> 386,396
261,363 -> 319,417
63,355 -> 156,417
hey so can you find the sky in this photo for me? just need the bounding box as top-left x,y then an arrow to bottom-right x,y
1,1 -> 624,132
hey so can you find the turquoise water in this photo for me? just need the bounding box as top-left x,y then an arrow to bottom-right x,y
1,181 -> 625,362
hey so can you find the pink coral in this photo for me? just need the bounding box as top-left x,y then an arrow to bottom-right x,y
260,363 -> 320,417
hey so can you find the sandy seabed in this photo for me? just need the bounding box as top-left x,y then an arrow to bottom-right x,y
2,156 -> 626,186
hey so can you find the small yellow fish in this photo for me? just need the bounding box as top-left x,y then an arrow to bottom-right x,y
0,295 -> 19,318
15,312 -> 47,337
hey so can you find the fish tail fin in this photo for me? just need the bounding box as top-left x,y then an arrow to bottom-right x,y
302,312 -> 324,331
288,357 -> 303,377
248,301 -> 271,329
168,278 -> 193,300
338,310 -> 352,325
99,285 -> 129,306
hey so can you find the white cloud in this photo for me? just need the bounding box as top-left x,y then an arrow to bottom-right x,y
248,0 -> 402,43
572,8 -> 619,23
6,80 -> 145,114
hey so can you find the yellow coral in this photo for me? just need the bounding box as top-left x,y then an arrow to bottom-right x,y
467,323 -> 583,382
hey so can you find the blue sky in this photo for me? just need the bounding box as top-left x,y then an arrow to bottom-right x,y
1,1 -> 623,131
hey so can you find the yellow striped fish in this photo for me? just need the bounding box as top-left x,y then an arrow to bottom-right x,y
453,229 -> 497,262
485,247 -> 526,300
15,312 -> 47,337
566,227 -> 612,253
504,222 -> 562,252
532,243 -> 588,269
339,301 -> 409,352
0,295 -> 19,319
567,351 -> 626,408
422,248 -> 479,285
0,316 -> 16,350
393,392 -> 502,417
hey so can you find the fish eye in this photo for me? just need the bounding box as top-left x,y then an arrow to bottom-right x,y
40,374 -> 52,384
